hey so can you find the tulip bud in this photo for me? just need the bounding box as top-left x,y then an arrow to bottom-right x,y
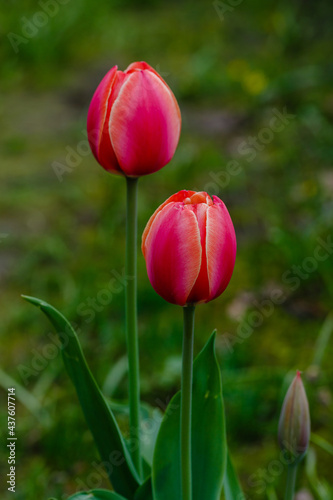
278,371 -> 311,464
141,190 -> 237,306
87,61 -> 181,177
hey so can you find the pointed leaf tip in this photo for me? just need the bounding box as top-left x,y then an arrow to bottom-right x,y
201,330 -> 217,358
21,295 -> 48,308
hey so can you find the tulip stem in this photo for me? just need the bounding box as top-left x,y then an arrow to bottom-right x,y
181,305 -> 195,500
125,176 -> 142,479
285,463 -> 298,500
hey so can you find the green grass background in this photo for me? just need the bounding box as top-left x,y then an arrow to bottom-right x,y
0,0 -> 332,498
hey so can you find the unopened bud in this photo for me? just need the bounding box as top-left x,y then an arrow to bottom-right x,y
278,371 -> 310,463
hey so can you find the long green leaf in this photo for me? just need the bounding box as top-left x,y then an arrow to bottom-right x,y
23,296 -> 140,499
306,447 -> 332,500
224,450 -> 245,500
152,391 -> 181,498
312,311 -> 333,367
311,433 -> 333,456
67,490 -> 128,499
152,331 -> 226,500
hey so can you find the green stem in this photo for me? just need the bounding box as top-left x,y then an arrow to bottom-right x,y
181,305 -> 195,500
285,463 -> 298,500
125,176 -> 142,479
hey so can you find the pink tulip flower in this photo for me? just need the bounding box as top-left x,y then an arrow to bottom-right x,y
142,190 -> 237,306
87,61 -> 181,177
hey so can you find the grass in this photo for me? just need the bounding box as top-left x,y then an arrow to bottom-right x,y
0,0 -> 333,499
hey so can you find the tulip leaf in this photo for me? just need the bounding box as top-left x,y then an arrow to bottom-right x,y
152,391 -> 181,499
152,331 -> 226,500
134,477 -> 153,500
67,490 -> 128,500
224,450 -> 245,500
22,296 -> 140,499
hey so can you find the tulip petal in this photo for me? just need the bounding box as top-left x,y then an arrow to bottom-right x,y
142,190 -> 196,257
206,200 -> 236,301
186,203 -> 210,304
97,71 -> 128,174
144,203 -> 201,306
125,61 -> 156,73
110,70 -> 181,177
125,61 -> 173,89
87,66 -> 123,175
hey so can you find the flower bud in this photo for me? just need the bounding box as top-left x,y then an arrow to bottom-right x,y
141,190 -> 236,306
278,371 -> 310,463
87,61 -> 181,177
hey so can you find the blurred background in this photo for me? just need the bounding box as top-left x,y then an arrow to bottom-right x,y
0,0 -> 332,498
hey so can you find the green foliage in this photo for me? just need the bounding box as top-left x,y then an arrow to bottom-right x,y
67,491 -> 128,500
152,332 -> 226,500
22,296 -> 140,499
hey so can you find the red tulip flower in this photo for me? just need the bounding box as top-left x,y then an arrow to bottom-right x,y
87,61 -> 181,177
142,190 -> 236,306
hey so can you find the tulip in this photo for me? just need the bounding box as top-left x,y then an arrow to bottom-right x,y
278,371 -> 310,500
87,61 -> 181,177
87,60 -> 182,477
278,370 -> 311,462
142,190 -> 237,306
142,190 -> 236,500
